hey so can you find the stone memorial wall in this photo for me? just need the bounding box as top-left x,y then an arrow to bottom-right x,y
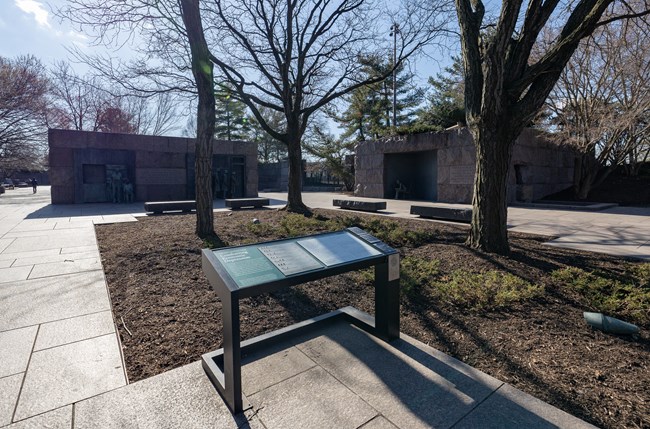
48,129 -> 258,204
354,127 -> 575,203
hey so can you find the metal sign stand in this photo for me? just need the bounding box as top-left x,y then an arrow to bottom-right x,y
201,227 -> 400,414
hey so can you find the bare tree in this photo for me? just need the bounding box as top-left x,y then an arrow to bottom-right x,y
59,0 -> 217,237
454,0 -> 650,254
0,55 -> 48,176
544,21 -> 650,199
207,0 -> 447,213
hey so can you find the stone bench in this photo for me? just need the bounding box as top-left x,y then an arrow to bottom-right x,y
225,198 -> 270,209
410,205 -> 472,223
144,200 -> 196,214
333,199 -> 387,212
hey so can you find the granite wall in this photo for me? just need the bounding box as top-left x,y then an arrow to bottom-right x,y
49,129 -> 258,204
355,128 -> 575,203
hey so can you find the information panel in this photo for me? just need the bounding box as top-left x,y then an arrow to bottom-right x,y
297,231 -> 382,267
212,229 -> 387,289
259,242 -> 323,276
214,247 -> 284,287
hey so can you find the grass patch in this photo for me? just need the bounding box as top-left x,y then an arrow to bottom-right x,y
400,257 -> 440,296
552,265 -> 650,324
433,270 -> 543,311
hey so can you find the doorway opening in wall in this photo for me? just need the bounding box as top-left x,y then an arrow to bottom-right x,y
383,151 -> 438,201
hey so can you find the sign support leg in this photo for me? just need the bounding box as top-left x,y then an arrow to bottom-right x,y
223,291 -> 243,413
374,258 -> 400,341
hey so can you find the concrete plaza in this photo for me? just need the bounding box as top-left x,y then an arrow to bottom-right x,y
2,186 -> 643,427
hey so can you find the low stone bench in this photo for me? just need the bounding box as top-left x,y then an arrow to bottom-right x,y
410,205 -> 472,223
333,199 -> 387,212
144,200 -> 196,214
225,198 -> 270,209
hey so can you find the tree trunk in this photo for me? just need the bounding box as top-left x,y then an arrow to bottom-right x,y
180,0 -> 215,238
285,136 -> 310,214
467,126 -> 515,254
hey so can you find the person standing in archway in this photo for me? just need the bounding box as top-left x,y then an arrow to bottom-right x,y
30,178 -> 38,194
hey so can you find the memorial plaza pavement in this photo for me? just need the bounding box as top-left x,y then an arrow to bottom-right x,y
2,186 -> 647,428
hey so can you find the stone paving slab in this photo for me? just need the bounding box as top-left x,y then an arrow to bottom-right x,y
11,251 -> 99,268
28,258 -> 101,279
241,345 -> 316,395
0,374 -> 23,427
359,416 -> 399,429
0,249 -> 60,261
14,334 -> 126,421
2,233 -> 96,253
0,266 -> 32,284
34,311 -> 115,351
0,326 -> 37,378
3,405 -> 72,429
0,260 -> 14,268
8,223 -> 55,233
60,245 -> 98,255
453,383 -> 597,428
0,271 -> 110,332
73,362 -> 261,429
249,366 -> 378,429
0,239 -> 14,254
296,325 -> 501,429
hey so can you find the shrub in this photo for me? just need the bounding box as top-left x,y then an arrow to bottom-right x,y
552,266 -> 650,325
433,270 -> 543,311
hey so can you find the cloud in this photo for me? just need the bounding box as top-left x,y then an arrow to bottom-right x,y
15,0 -> 51,28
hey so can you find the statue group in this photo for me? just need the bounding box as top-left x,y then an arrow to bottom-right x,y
106,170 -> 134,203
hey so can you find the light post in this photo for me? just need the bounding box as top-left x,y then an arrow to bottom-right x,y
389,22 -> 400,130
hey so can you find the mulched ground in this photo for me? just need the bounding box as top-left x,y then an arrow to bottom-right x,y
96,209 -> 650,429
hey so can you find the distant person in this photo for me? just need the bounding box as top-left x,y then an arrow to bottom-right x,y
30,178 -> 38,194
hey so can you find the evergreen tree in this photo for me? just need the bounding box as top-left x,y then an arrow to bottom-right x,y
418,56 -> 465,130
214,84 -> 251,141
333,55 -> 424,141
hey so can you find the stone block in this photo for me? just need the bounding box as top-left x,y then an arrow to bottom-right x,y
363,184 -> 384,198
439,185 -> 472,203
333,199 -> 387,212
135,168 -> 187,185
48,168 -> 74,187
142,185 -> 188,201
136,152 -> 186,169
48,129 -> 88,149
449,165 -> 475,185
48,148 -> 74,168
445,147 -> 464,165
410,206 -> 472,222
50,186 -> 74,205
144,200 -> 196,213
214,140 -> 233,154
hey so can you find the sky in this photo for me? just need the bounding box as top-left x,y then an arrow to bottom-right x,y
1,0 -> 456,137
0,0 -> 94,66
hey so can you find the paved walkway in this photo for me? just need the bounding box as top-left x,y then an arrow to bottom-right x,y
0,187 -> 138,427
259,191 -> 650,260
0,187 -> 633,428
